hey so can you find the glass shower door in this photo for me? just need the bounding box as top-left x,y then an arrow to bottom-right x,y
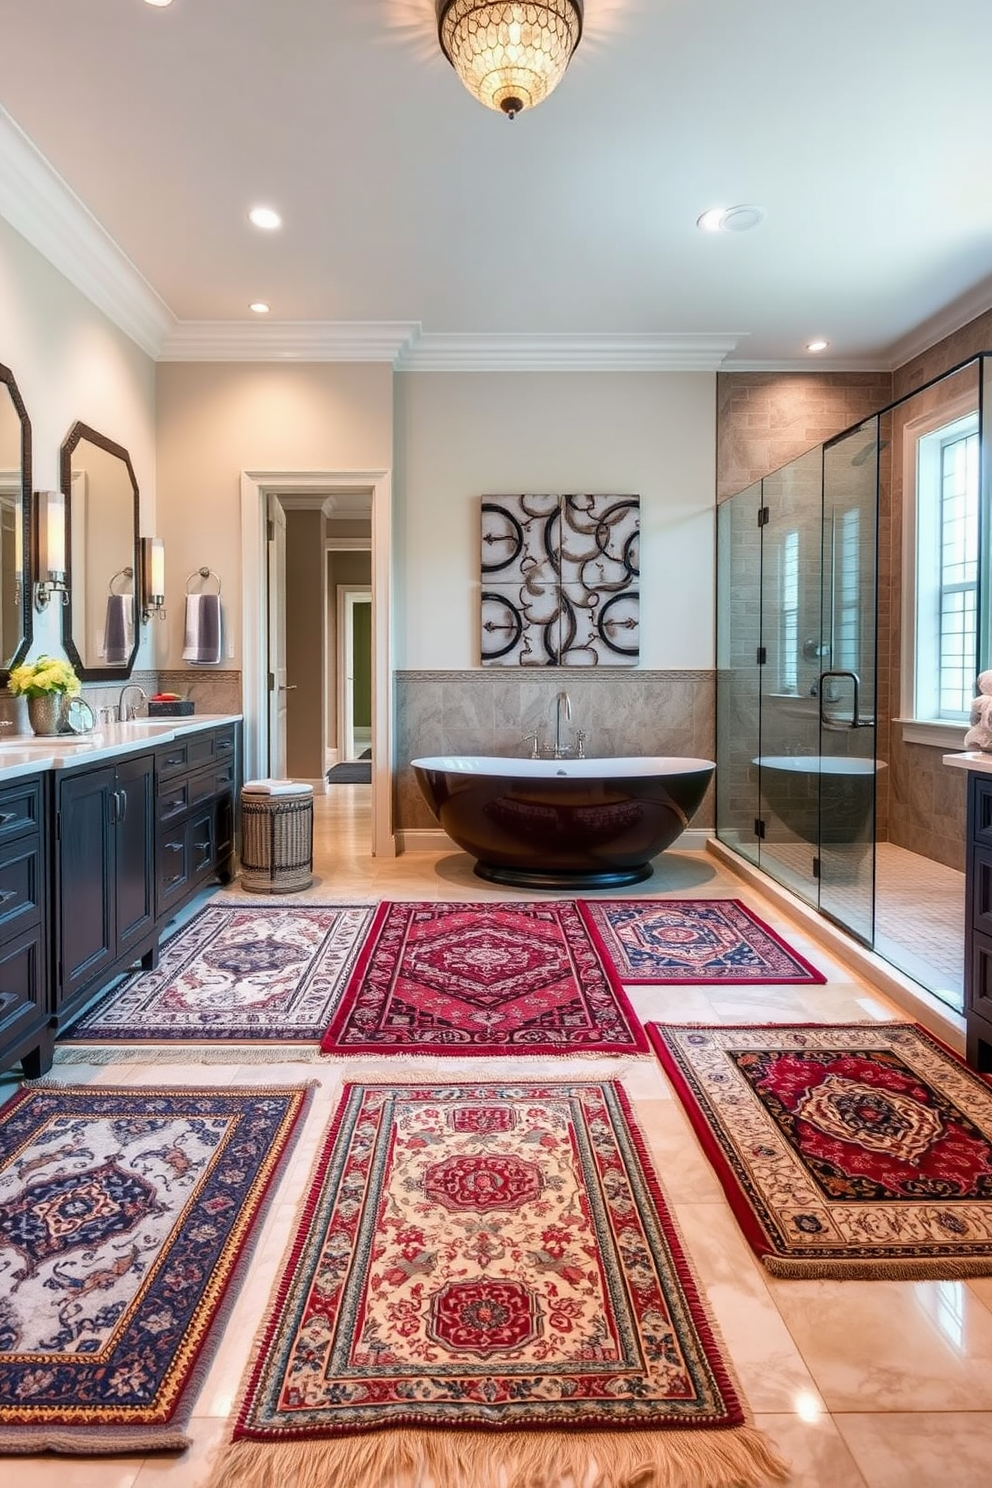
757,450 -> 824,903
716,485 -> 762,866
817,424 -> 878,944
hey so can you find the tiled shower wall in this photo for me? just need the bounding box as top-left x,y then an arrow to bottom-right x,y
393,670 -> 714,832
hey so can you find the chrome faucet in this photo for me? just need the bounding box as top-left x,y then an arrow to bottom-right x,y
118,683 -> 147,722
553,690 -> 572,759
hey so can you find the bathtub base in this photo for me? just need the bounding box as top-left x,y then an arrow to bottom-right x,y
474,861 -> 654,891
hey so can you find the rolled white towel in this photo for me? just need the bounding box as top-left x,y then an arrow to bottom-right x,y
242,778 -> 313,797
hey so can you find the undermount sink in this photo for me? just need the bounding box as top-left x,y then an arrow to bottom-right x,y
123,719 -> 182,732
0,735 -> 97,751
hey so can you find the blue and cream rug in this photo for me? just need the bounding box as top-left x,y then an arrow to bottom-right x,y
65,903 -> 375,1042
580,898 -> 826,985
0,1082 -> 309,1453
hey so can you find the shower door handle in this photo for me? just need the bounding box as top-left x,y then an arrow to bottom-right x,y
818,670 -> 871,730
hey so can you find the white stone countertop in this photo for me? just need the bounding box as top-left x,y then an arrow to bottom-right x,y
943,750 -> 992,775
0,713 -> 242,781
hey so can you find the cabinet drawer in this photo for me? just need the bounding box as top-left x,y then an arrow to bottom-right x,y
189,809 -> 215,877
0,925 -> 46,1041
156,829 -> 189,914
0,837 -> 42,934
156,741 -> 189,780
972,776 -> 992,847
0,778 -> 44,844
157,780 -> 189,823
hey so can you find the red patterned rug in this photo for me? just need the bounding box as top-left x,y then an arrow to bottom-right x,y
321,901 -> 647,1056
580,898 -> 825,984
648,1022 -> 992,1278
0,1083 -> 309,1453
207,1081 -> 786,1488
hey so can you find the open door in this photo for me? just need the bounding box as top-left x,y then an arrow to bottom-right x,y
339,586 -> 372,762
267,495 -> 288,777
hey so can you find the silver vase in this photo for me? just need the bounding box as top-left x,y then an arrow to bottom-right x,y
27,694 -> 66,736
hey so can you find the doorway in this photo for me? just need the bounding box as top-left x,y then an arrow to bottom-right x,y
339,587 -> 372,763
240,469 -> 394,858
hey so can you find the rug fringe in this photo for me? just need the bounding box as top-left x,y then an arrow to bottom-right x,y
205,1425 -> 788,1488
53,1045 -> 324,1064
763,1254 -> 992,1280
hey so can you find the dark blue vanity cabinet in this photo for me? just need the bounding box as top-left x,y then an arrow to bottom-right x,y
0,772 -> 51,1078
965,770 -> 992,1070
54,751 -> 157,1028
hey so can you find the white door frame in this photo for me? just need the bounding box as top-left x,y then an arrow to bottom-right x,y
240,468 -> 395,858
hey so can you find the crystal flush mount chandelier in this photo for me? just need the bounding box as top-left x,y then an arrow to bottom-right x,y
436,0 -> 584,119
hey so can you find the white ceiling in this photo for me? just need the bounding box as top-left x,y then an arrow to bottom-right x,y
1,0 -> 991,369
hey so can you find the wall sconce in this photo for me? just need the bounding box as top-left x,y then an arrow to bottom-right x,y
140,536 -> 166,622
33,490 -> 69,611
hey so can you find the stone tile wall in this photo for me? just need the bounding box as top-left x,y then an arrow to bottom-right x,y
394,669 -> 715,832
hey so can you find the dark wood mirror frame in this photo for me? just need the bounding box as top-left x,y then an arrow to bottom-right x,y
60,420 -> 140,681
0,361 -> 34,685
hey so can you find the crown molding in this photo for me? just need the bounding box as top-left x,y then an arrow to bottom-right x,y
0,104 -> 175,358
720,357 -> 892,374
395,331 -> 746,371
883,279 -> 992,372
158,320 -> 421,362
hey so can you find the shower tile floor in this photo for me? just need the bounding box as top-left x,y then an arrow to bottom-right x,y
8,792 -> 987,1488
742,836 -> 965,1011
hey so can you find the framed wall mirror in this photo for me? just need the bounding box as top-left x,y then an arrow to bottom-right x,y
0,362 -> 33,679
61,421 -> 139,680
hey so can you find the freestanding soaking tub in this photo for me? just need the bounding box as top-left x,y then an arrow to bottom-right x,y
411,755 -> 715,889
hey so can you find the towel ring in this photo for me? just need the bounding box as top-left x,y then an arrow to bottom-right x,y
108,566 -> 134,596
185,567 -> 222,596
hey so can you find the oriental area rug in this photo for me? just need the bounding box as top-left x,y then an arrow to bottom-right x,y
207,1081 -> 786,1488
0,1082 -> 309,1453
66,903 -> 374,1042
580,898 -> 826,985
320,900 -> 647,1056
648,1022 -> 992,1278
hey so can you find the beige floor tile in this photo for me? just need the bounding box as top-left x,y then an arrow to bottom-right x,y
770,1276 -> 992,1411
0,1454 -> 145,1487
673,1204 -> 827,1414
833,1412 -> 992,1488
754,1412 -> 868,1487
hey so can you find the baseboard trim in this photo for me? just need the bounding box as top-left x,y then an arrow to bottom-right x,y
707,837 -> 967,1055
396,826 -> 712,857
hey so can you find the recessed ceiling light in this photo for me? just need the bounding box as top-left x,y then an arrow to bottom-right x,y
248,206 -> 282,231
144,0 -> 174,7
249,302 -> 270,314
806,339 -> 829,353
696,204 -> 765,233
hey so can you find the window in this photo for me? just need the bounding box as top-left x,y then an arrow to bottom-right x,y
913,410 -> 980,724
780,529 -> 799,692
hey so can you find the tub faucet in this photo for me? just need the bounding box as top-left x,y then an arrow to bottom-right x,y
553,690 -> 572,759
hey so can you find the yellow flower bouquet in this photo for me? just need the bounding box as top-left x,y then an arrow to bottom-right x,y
8,655 -> 82,698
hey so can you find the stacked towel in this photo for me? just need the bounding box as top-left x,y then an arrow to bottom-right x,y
103,593 -> 133,666
182,593 -> 222,665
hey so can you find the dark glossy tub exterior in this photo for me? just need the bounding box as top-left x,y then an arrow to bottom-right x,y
412,755 -> 715,889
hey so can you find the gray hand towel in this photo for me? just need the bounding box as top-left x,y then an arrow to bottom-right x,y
103,593 -> 132,666
182,593 -> 222,665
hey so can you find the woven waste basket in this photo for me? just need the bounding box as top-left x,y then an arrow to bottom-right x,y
239,780 -> 314,893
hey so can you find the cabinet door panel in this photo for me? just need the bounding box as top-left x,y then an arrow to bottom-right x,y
0,925 -> 47,1044
0,837 -> 42,935
116,754 -> 155,954
58,767 -> 115,1005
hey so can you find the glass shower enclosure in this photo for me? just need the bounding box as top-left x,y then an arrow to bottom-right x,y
717,430 -> 878,945
717,353 -> 992,1004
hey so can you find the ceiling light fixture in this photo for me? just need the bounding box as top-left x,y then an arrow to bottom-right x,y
144,1 -> 174,7
806,339 -> 829,353
249,302 -> 270,314
436,0 -> 583,120
696,205 -> 765,233
248,206 -> 281,230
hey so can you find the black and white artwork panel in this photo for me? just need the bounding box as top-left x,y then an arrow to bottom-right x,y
481,583 -> 561,667
481,494 -> 560,586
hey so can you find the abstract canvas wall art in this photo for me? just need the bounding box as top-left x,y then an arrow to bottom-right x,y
481,493 -> 639,666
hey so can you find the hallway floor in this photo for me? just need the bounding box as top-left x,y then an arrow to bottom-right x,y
4,787 -> 991,1488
